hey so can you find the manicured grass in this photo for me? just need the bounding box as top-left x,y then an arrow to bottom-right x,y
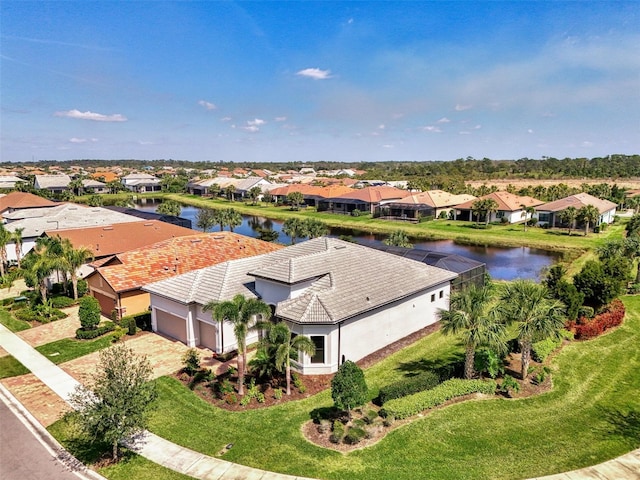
97,454 -> 194,480
36,334 -> 118,364
136,296 -> 640,479
0,307 -> 31,332
0,355 -> 30,378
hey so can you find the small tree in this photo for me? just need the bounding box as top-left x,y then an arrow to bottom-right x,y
67,344 -> 157,461
79,296 -> 101,330
196,208 -> 217,232
182,348 -> 201,375
331,360 -> 368,419
156,200 -> 182,217
383,230 -> 413,248
247,186 -> 262,205
287,191 -> 304,210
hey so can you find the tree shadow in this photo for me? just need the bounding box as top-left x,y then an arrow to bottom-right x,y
395,351 -> 465,379
596,406 -> 640,446
309,405 -> 340,423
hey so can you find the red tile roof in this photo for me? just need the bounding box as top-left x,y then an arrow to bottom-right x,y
0,192 -> 57,213
329,186 -> 407,202
46,220 -> 198,258
93,232 -> 283,293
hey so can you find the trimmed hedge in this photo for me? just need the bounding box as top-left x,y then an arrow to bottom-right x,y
381,379 -> 497,420
50,296 -> 76,308
75,322 -> 116,340
532,330 -> 573,362
122,312 -> 152,331
376,370 -> 441,405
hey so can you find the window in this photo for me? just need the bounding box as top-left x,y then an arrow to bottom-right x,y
431,294 -> 436,302
439,290 -> 444,299
538,213 -> 550,223
310,336 -> 325,364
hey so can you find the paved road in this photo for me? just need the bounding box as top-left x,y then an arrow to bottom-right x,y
0,386 -> 103,480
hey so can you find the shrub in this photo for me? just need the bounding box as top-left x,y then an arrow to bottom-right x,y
273,388 -> 283,400
376,370 -> 441,405
182,348 -> 201,375
332,361 -> 368,414
329,420 -> 345,444
499,375 -> 520,397
474,349 -> 505,379
77,279 -> 88,297
578,306 -> 595,319
344,426 -> 366,445
75,322 -> 116,339
50,296 -> 75,308
127,317 -> 137,335
364,410 -> 378,425
78,296 -> 101,330
532,337 -> 562,362
133,312 -> 152,331
224,393 -> 237,404
567,299 -> 625,339
381,379 -> 497,420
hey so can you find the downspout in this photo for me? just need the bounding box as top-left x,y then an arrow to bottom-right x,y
338,322 -> 342,367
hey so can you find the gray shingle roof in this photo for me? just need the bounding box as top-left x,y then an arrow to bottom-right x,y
144,237 -> 456,324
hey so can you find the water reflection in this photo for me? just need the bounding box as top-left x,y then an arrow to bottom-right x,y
135,201 -> 559,281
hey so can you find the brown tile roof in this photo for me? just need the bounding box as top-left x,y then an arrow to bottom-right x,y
394,190 -> 476,208
310,185 -> 354,198
456,191 -> 544,211
536,193 -> 617,214
0,192 -> 57,213
46,220 -> 198,258
268,184 -> 317,196
329,186 -> 407,202
90,172 -> 119,182
93,232 -> 283,293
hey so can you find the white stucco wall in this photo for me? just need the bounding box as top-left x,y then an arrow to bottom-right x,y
255,277 -> 316,304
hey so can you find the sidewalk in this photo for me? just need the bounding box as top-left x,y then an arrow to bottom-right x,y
0,323 -> 313,480
1,322 -> 638,480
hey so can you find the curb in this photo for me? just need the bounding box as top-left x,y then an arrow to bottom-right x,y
0,383 -> 107,480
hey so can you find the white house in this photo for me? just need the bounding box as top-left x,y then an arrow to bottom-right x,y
121,173 -> 162,193
143,237 -> 456,374
535,193 -> 618,228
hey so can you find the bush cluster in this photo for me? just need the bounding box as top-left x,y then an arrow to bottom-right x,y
329,420 -> 344,444
344,426 -> 366,445
75,322 -> 116,339
531,330 -> 573,362
15,307 -> 66,323
381,379 -> 497,420
566,299 -> 625,339
376,370 -> 441,405
50,296 -> 76,308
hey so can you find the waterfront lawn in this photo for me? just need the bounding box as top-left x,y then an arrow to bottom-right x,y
50,296 -> 637,480
35,334 -> 118,365
0,355 -> 30,379
0,307 -> 31,332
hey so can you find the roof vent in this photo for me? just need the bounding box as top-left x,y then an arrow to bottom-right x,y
213,235 -> 224,239
144,223 -> 153,226
191,239 -> 202,243
103,226 -> 113,231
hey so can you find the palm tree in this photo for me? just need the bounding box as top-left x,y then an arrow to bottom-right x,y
484,199 -> 499,226
225,185 -> 236,202
60,239 -> 94,300
303,219 -> 329,239
20,238 -> 61,303
471,200 -> 484,225
559,206 -> 579,235
11,227 -> 25,269
437,284 -> 505,379
225,208 -> 242,232
496,280 -> 565,379
520,205 -> 536,232
247,186 -> 262,205
287,191 -> 304,211
579,204 -> 601,236
203,295 -> 271,395
283,218 -> 305,245
0,224 -> 11,278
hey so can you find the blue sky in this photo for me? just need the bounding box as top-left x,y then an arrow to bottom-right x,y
1,1 -> 638,163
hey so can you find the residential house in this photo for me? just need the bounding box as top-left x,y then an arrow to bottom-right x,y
34,174 -> 71,194
86,232 -> 282,318
0,191 -> 57,217
3,204 -> 141,262
535,193 -> 617,228
454,191 -> 544,223
318,186 -> 407,215
187,176 -> 271,199
121,173 -> 162,193
80,179 -> 109,194
143,237 -> 456,374
378,190 -> 477,221
0,176 -> 27,190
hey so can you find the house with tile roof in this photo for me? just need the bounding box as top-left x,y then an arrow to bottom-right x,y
379,190 -> 477,221
0,175 -> 27,190
187,176 -> 271,199
86,232 -> 283,318
318,186 -> 407,215
454,191 -> 544,224
143,237 -> 456,373
121,173 -> 162,193
34,174 -> 71,193
535,193 -> 617,228
0,191 -> 58,217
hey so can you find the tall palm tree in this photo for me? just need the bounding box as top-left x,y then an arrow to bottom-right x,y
579,204 -> 601,236
203,295 -> 271,395
437,284 -> 505,379
11,227 -> 25,269
496,280 -> 565,379
20,238 -> 61,303
303,219 -> 329,239
520,205 -> 537,232
60,238 -> 94,300
283,218 -> 305,245
471,200 -> 484,225
484,199 -> 500,226
0,224 -> 11,278
559,206 -> 579,235
225,208 -> 242,232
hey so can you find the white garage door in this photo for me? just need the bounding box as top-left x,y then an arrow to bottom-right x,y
198,321 -> 217,351
155,310 -> 187,343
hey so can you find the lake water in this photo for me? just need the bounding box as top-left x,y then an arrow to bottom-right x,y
135,200 -> 560,281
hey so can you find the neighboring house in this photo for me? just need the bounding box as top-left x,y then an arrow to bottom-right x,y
378,190 -> 477,221
454,191 -> 544,223
81,179 -> 109,194
0,191 -> 57,217
34,174 -> 71,193
90,171 -> 120,183
318,186 -> 407,215
535,193 -> 618,228
44,220 -> 199,278
143,237 -> 456,374
3,204 -> 140,262
188,176 -> 271,199
0,175 -> 27,190
86,232 -> 283,318
121,173 -> 162,193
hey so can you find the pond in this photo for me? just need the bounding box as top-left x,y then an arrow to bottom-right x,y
134,200 -> 560,281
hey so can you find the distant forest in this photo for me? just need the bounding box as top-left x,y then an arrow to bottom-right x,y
3,154 -> 639,182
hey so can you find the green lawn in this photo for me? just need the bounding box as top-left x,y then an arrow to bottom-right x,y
0,355 -> 30,379
48,296 -> 637,480
0,307 -> 31,332
36,334 -> 119,365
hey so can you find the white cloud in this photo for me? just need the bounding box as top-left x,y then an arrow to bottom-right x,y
581,141 -> 594,147
473,125 -> 482,130
437,117 -> 451,123
247,118 -> 265,126
221,116 -> 232,122
459,131 -> 471,135
296,68 -> 333,80
243,125 -> 259,133
455,104 -> 473,111
54,109 -> 127,122
422,126 -> 442,133
69,137 -> 98,143
382,144 -> 394,148
138,140 -> 153,145
275,116 -> 287,122
378,124 -> 385,130
198,100 -> 216,111
528,129 -> 534,134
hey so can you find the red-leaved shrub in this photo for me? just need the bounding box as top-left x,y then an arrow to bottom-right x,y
566,299 -> 625,340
